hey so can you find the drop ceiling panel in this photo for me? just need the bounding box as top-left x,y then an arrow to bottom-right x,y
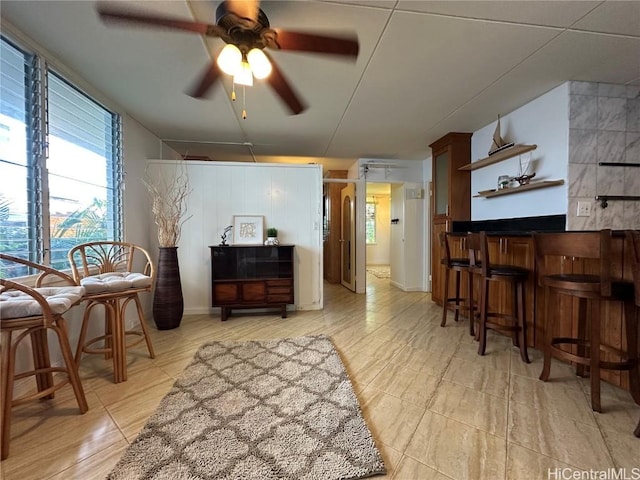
571,1 -> 640,36
397,1 -> 601,28
328,10 -> 562,158
432,29 -> 640,141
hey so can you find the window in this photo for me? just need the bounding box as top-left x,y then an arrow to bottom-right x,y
0,35 -> 122,277
365,201 -> 376,244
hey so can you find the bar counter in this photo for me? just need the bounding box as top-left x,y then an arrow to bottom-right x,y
447,215 -> 636,392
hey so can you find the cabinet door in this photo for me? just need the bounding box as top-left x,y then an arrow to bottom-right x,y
433,149 -> 449,219
213,283 -> 239,304
241,282 -> 267,302
431,220 -> 448,304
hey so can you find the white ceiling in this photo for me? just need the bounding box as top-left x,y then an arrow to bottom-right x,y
2,1 -> 639,171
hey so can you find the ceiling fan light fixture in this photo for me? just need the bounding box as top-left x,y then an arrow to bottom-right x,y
234,61 -> 254,86
217,43 -> 242,75
247,48 -> 272,79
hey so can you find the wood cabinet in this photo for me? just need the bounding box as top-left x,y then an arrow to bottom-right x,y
430,132 -> 471,305
430,132 -> 472,221
209,245 -> 294,321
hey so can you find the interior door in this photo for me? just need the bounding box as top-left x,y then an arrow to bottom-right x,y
340,183 -> 356,291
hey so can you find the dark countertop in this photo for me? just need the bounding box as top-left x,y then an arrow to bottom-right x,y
451,215 -> 566,235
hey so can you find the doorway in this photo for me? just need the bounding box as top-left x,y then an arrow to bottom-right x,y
365,183 -> 392,282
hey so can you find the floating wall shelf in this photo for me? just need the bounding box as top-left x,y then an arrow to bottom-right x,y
459,144 -> 537,171
473,179 -> 564,198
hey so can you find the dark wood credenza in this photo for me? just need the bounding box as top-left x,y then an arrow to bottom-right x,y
209,245 -> 294,321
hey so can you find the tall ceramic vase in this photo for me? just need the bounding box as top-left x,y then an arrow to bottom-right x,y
153,246 -> 184,330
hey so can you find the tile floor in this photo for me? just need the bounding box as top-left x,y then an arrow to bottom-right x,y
1,274 -> 639,479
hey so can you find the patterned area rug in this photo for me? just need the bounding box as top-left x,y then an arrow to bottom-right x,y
108,335 -> 385,480
366,266 -> 391,279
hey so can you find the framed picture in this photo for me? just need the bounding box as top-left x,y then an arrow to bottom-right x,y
232,215 -> 264,245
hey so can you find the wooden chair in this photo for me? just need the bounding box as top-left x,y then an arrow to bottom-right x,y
68,241 -> 156,384
533,230 -> 639,413
440,232 -> 476,336
625,230 -> 640,438
469,232 -> 530,363
0,254 -> 88,460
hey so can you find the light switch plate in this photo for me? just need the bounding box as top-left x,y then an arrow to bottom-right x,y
577,201 -> 591,217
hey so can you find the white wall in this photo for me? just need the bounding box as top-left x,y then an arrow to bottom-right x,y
471,83 -> 570,220
147,160 -> 323,314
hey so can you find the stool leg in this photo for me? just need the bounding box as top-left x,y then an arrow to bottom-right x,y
53,318 -> 88,413
478,279 -> 489,355
1,330 -> 14,460
441,266 -> 451,327
75,302 -> 95,364
590,304 -> 602,413
576,298 -> 588,378
511,282 -> 519,348
468,271 -> 475,337
454,270 -> 461,322
540,286 -> 553,382
623,300 -> 640,405
516,281 -> 530,364
30,328 -> 54,399
112,300 -> 126,384
133,294 -> 156,359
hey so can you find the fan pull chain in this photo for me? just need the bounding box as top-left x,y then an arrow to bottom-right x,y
231,82 -> 236,102
242,85 -> 247,120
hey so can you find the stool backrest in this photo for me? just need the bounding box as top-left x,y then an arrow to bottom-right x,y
466,232 -> 484,272
67,241 -> 154,284
626,230 -> 640,306
440,232 -> 468,267
0,253 -> 76,286
532,230 -> 612,296
439,231 -> 452,267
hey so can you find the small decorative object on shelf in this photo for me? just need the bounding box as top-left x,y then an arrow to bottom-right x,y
265,227 -> 279,245
514,172 -> 536,186
497,175 -> 511,190
220,225 -> 232,246
488,115 -> 515,156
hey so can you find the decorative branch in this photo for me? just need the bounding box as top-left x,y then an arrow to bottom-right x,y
142,162 -> 192,247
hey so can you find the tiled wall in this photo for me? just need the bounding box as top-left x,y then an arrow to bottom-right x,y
568,81 -> 640,230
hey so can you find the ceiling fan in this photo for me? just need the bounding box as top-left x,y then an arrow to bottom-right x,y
96,0 -> 359,115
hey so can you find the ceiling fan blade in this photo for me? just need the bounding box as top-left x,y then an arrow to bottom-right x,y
225,0 -> 260,23
188,62 -> 222,99
270,30 -> 359,58
97,4 -> 227,38
264,53 -> 306,115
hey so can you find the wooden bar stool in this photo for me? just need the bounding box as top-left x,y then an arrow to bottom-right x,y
440,232 -> 476,336
625,230 -> 640,437
0,254 -> 88,460
469,232 -> 530,363
533,230 -> 639,413
68,242 -> 156,384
